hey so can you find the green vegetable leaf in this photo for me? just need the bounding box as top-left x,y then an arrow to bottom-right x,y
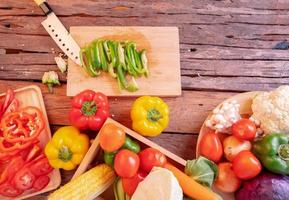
185,156 -> 218,188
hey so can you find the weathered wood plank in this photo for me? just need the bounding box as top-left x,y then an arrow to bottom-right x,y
182,76 -> 289,92
0,80 -> 236,134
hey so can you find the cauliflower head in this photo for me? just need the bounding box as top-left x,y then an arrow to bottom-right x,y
251,85 -> 289,135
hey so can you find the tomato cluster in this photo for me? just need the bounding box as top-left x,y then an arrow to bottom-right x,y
99,123 -> 167,196
199,118 -> 262,193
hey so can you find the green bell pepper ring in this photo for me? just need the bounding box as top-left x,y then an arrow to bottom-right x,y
92,40 -> 101,69
80,47 -> 100,77
122,137 -> 140,153
140,50 -> 149,77
98,40 -> 108,72
116,64 -> 138,92
253,133 -> 289,175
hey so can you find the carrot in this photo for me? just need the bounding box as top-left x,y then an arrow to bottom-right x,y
164,163 -> 221,200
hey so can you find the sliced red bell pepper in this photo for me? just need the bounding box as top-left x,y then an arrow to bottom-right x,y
69,90 -> 110,131
0,89 -> 15,119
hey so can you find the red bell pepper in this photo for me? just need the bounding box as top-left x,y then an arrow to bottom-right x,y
69,90 -> 110,130
0,89 -> 15,119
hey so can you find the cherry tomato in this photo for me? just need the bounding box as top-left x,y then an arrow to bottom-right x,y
0,182 -> 23,197
114,149 -> 140,178
232,150 -> 262,180
139,148 -> 167,173
223,135 -> 251,161
215,162 -> 241,193
122,171 -> 147,196
13,167 -> 36,190
99,123 -> 126,152
33,175 -> 50,191
29,158 -> 53,176
199,131 -> 223,162
232,119 -> 256,141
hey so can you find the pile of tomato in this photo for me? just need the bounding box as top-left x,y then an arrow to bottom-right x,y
99,123 -> 167,196
0,89 -> 53,197
199,118 -> 262,193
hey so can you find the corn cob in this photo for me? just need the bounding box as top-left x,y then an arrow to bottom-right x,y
49,164 -> 116,200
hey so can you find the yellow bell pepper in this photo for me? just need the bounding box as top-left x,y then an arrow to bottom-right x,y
45,126 -> 89,170
131,96 -> 169,137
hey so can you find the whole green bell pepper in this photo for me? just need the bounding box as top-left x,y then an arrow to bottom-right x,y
253,133 -> 289,174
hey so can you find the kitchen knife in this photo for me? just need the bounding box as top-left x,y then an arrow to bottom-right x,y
34,0 -> 81,66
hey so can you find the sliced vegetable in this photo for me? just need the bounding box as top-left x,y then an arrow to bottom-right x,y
131,96 -> 169,137
33,175 -> 50,191
185,156 -> 218,188
45,126 -> 89,170
114,177 -> 131,200
0,182 -> 23,197
114,149 -> 140,178
214,162 -> 241,193
13,167 -> 36,190
80,39 -> 149,92
164,163 -> 221,200
48,164 -> 116,200
232,150 -> 262,180
69,90 -> 110,131
99,123 -> 126,152
29,157 -> 53,176
199,131 -> 223,163
223,135 -> 251,161
139,148 -> 167,173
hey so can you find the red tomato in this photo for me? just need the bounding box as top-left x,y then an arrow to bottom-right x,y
3,156 -> 25,184
122,171 -> 147,196
13,167 -> 36,190
25,144 -> 42,162
139,148 -> 167,173
33,175 -> 50,191
29,158 -> 53,176
114,149 -> 140,178
232,150 -> 262,180
99,123 -> 126,152
223,135 -> 251,161
199,131 -> 223,162
0,182 -> 23,197
214,162 -> 241,193
232,119 -> 256,141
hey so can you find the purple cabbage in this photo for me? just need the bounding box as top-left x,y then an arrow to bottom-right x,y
236,172 -> 289,200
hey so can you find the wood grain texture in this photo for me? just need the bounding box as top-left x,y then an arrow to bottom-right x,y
1,1 -> 289,91
67,26 -> 181,96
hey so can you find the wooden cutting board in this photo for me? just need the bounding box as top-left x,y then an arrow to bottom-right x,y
67,26 -> 181,96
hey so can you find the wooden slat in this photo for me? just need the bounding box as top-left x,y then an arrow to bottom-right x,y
0,80 -> 236,134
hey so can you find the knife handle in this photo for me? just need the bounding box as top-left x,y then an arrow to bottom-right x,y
34,0 -> 46,6
34,0 -> 52,15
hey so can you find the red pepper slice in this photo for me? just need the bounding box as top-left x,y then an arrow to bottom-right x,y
1,106 -> 45,144
0,89 -> 15,119
0,138 -> 35,152
69,90 -> 109,131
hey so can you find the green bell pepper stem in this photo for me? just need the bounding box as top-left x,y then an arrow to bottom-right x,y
116,64 -> 138,92
98,40 -> 108,72
253,133 -> 289,175
140,50 -> 149,77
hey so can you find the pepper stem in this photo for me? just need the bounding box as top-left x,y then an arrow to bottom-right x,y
81,101 -> 97,116
278,144 -> 289,161
58,146 -> 73,162
147,109 -> 162,122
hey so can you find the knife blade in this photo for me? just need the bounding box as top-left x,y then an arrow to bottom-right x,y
34,0 -> 81,66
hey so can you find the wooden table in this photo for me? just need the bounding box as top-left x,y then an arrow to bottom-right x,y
0,0 -> 288,199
